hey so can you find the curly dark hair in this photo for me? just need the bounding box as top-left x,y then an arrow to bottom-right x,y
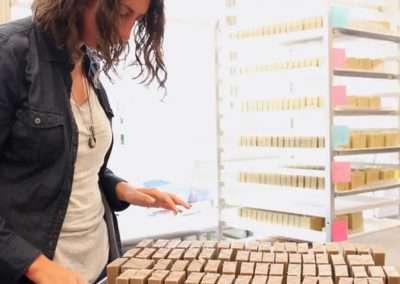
32,0 -> 167,88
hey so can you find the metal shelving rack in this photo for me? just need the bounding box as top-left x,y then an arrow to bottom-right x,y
216,0 -> 400,242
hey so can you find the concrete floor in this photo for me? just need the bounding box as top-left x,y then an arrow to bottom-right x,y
349,226 -> 400,269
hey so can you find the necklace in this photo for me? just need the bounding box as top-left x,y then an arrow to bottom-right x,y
74,75 -> 97,149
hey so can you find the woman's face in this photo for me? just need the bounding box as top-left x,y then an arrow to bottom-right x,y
83,0 -> 150,47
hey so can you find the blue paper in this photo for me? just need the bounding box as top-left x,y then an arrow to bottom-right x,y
333,125 -> 349,147
331,6 -> 349,28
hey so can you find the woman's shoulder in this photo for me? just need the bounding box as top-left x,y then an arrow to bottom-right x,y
0,17 -> 33,57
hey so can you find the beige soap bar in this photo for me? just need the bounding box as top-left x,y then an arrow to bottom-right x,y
303,264 -> 317,277
165,271 -> 186,284
319,278 -> 334,284
149,270 -> 170,284
267,276 -> 283,284
153,240 -> 170,248
169,249 -> 186,260
131,269 -> 154,284
289,254 -> 302,264
171,260 -> 190,272
248,252 -> 262,262
117,270 -> 138,284
241,262 -> 255,275
302,277 -> 318,284
153,248 -> 172,260
166,240 -> 182,249
137,248 -> 157,259
154,259 -> 174,271
334,266 -> 349,284
187,260 -> 207,273
255,263 -> 269,275
217,275 -> 235,284
366,169 -> 380,185
338,278 -> 354,284
122,258 -> 155,272
123,248 -> 142,258
178,241 -> 193,249
185,248 -> 202,260
246,241 -> 260,251
383,266 -> 400,284
236,250 -> 251,262
235,275 -> 253,284
107,258 -> 129,284
371,246 -> 385,266
352,266 -> 368,278
204,260 -> 222,274
287,264 -> 302,276
218,249 -> 234,261
231,242 -> 245,251
368,279 -> 384,284
318,264 -> 332,277
252,275 -> 268,284
217,241 -> 231,250
287,276 -> 301,284
203,241 -> 218,249
351,171 -> 366,189
222,261 -> 239,275
185,272 -> 205,284
368,266 -> 386,279
297,243 -> 309,254
302,254 -> 315,264
316,254 -> 329,264
269,264 -> 284,276
190,241 -> 204,248
137,239 -> 154,248
201,274 -> 221,284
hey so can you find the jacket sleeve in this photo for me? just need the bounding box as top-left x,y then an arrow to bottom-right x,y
99,167 -> 130,212
0,35 -> 43,282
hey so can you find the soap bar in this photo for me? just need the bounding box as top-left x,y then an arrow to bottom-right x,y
121,258 -> 155,272
218,249 -> 234,261
302,254 -> 315,264
287,276 -> 301,284
222,261 -> 239,275
366,169 -> 380,185
169,249 -> 186,260
252,275 -> 268,284
352,266 -> 368,278
153,240 -> 170,248
149,270 -> 170,284
185,273 -> 205,284
154,259 -> 174,270
137,248 -> 157,259
246,241 -> 260,251
263,253 -> 275,263
351,171 -> 366,189
217,275 -> 236,284
236,250 -> 251,262
316,254 -> 329,264
153,248 -> 172,260
332,254 -> 346,266
185,248 -> 202,260
303,264 -> 317,277
318,264 -> 332,277
171,260 -> 190,272
217,241 -> 231,249
204,260 -> 222,273
201,273 -> 220,284
131,269 -> 154,284
338,278 -> 354,284
250,252 -> 263,262
240,262 -> 256,275
259,242 -> 272,252
167,240 -> 182,249
383,266 -> 400,284
287,264 -> 302,276
117,270 -> 138,284
368,266 -> 386,279
137,239 -> 154,248
334,266 -> 349,284
107,258 -> 129,284
123,248 -> 142,258
165,271 -> 186,284
267,276 -> 283,284
371,246 -> 386,266
269,264 -> 284,276
255,263 -> 269,275
187,260 -> 207,273
178,241 -> 193,249
289,254 -> 302,264
235,275 -> 253,284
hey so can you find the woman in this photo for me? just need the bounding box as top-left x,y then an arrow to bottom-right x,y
0,0 -> 190,283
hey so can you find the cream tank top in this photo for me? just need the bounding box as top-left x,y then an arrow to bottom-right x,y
53,86 -> 112,283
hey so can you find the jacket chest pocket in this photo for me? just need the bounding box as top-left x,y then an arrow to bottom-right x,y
10,109 -> 65,164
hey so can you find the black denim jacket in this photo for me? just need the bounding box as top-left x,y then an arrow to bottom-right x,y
0,17 -> 130,283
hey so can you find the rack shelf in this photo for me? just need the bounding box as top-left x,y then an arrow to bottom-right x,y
335,180 -> 400,197
334,69 -> 400,80
334,147 -> 400,156
333,27 -> 400,43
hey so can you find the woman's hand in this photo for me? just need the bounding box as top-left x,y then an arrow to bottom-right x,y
26,255 -> 87,284
116,182 -> 192,214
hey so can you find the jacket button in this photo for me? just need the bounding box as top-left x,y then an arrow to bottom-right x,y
34,117 -> 41,125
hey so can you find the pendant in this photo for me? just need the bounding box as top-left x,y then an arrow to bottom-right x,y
88,136 -> 96,149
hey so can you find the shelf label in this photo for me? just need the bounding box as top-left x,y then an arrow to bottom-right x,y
332,86 -> 347,107
332,161 -> 351,183
332,219 -> 348,241
331,6 -> 349,28
333,125 -> 349,147
332,48 -> 346,69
